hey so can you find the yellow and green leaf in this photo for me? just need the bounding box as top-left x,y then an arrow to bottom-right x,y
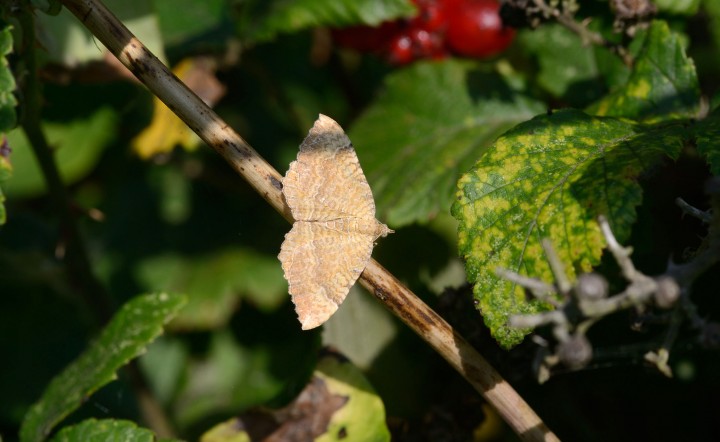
452,109 -> 686,348
589,21 -> 700,123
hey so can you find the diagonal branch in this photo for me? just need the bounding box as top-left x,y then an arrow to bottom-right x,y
59,0 -> 558,439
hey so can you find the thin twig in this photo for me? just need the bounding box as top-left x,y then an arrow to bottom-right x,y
598,215 -> 642,280
644,348 -> 672,377
509,310 -> 566,329
58,0 -> 559,439
542,239 -> 572,295
675,197 -> 712,223
495,267 -> 561,307
507,212 -> 715,379
667,239 -> 720,287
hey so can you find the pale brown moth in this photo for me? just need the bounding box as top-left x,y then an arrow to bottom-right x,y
279,115 -> 393,329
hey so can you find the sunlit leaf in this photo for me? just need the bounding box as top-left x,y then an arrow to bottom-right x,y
314,352 -> 390,442
132,58 -> 225,159
452,109 -> 685,347
49,419 -> 165,442
589,21 -> 699,122
198,351 -> 389,442
200,417 -> 251,442
351,60 -> 544,227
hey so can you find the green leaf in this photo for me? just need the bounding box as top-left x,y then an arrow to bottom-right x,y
238,0 -> 415,42
0,24 -> 16,133
174,325 -> 319,428
314,353 -> 390,442
35,0 -> 167,65
0,149 -> 9,225
322,286 -> 400,369
589,21 -> 699,122
198,352 -> 388,442
518,25 -> 605,105
3,108 -> 116,198
31,0 -> 63,15
350,60 -> 545,227
451,109 -> 686,348
137,337 -> 188,405
135,248 -> 287,330
0,24 -> 13,226
694,109 -> 720,175
19,293 -> 186,442
154,0 -> 232,50
705,0 -> 720,55
200,417 -> 251,442
49,419 -> 160,442
654,0 -> 700,15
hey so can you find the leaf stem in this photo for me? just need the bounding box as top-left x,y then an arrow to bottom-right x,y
57,0 -> 559,439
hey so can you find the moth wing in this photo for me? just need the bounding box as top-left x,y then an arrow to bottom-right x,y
278,221 -> 374,329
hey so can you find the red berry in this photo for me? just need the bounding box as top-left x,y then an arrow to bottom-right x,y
385,27 -> 448,65
333,0 -> 453,66
410,0 -> 447,33
331,21 -> 401,53
444,0 -> 515,58
408,28 -> 445,58
386,33 -> 415,65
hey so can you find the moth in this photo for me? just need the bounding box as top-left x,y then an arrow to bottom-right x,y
279,115 -> 392,329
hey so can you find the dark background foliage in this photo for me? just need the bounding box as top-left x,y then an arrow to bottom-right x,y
1,0 -> 720,441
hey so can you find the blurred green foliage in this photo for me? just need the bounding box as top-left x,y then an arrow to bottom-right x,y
1,0 -> 720,441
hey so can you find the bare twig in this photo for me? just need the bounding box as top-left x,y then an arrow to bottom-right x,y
675,197 -> 712,223
644,348 -> 672,377
495,267 -> 561,307
598,215 -> 643,281
58,0 -> 558,439
542,239 -> 572,296
509,310 -> 567,329
506,200 -> 720,379
505,217 -> 672,378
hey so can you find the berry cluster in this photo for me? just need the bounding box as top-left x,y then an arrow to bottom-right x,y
332,0 -> 516,65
